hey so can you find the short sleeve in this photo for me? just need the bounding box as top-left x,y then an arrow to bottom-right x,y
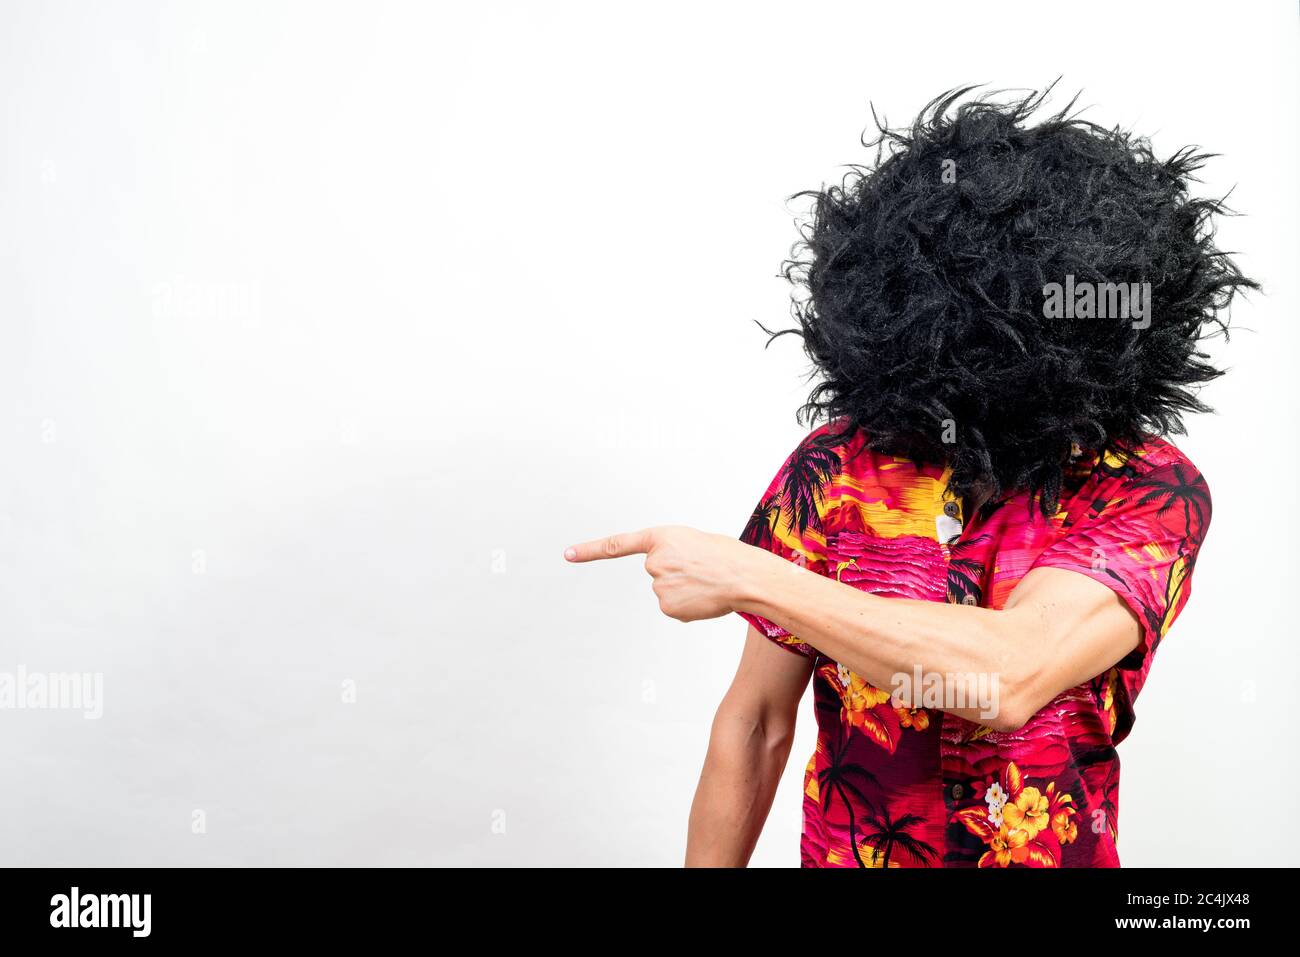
736,428 -> 844,657
1029,452 -> 1211,739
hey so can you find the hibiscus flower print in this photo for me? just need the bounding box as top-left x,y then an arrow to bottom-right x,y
818,662 -> 929,755
951,762 -> 1079,868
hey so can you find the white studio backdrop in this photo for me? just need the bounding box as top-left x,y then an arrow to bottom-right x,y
0,0 -> 1295,866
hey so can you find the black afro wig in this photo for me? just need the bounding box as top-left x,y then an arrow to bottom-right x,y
772,84 -> 1258,514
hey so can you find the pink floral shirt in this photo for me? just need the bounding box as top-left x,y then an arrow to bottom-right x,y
738,424 -> 1210,867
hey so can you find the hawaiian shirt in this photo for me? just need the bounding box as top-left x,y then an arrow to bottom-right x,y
738,423 -> 1210,868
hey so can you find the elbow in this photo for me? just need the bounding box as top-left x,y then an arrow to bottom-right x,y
984,700 -> 1032,735
983,664 -> 1048,734
712,699 -> 797,759
977,614 -> 1057,734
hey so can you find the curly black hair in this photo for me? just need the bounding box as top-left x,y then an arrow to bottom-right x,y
770,84 -> 1257,514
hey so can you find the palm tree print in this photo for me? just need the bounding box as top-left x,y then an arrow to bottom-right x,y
859,805 -> 939,868
779,435 -> 842,535
1132,463 -> 1210,539
818,729 -> 879,868
946,534 -> 989,604
741,497 -> 780,550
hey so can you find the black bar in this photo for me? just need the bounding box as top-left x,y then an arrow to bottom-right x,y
0,867 -> 1275,943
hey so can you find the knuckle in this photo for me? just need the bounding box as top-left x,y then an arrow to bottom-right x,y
603,536 -> 621,557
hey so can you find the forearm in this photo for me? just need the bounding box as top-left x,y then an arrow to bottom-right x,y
564,525 -> 1132,735
736,551 -> 1044,730
686,700 -> 795,867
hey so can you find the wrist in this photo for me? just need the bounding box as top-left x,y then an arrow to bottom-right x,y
728,541 -> 780,617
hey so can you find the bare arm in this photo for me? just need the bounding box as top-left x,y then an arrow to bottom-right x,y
566,527 -> 1142,733
685,626 -> 813,867
740,558 -> 1140,732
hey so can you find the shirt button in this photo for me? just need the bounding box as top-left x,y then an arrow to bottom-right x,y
943,501 -> 960,519
951,783 -> 964,801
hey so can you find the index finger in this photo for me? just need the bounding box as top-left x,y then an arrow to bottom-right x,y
564,529 -> 654,563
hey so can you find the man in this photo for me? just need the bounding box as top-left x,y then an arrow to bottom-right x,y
566,87 -> 1254,867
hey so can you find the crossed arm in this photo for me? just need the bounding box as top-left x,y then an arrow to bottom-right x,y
565,525 -> 1143,732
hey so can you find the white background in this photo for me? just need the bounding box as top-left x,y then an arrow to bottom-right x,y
1,0 -> 1294,866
